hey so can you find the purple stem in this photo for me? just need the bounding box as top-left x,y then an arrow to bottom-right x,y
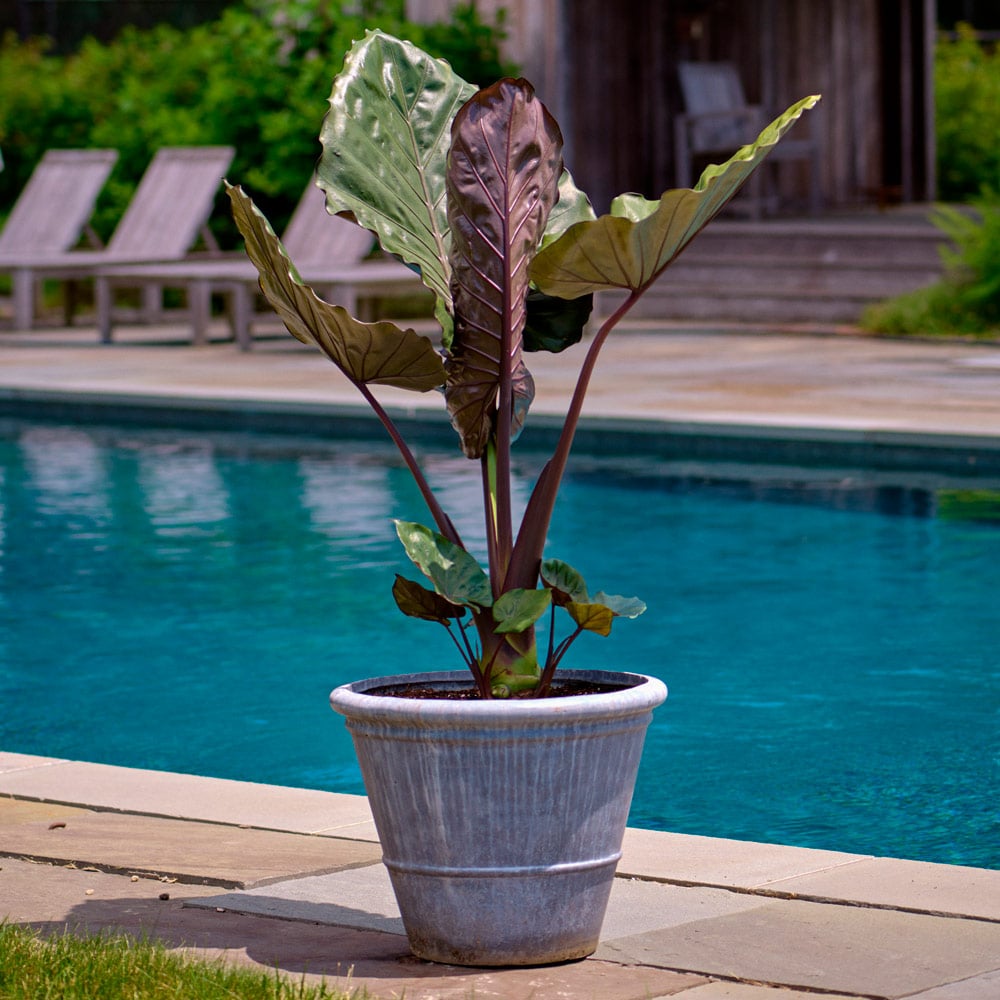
357,381 -> 463,548
506,289 -> 642,590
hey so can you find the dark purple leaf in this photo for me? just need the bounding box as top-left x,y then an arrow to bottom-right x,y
444,79 -> 563,458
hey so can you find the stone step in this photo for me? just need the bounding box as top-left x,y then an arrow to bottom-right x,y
598,282 -> 911,324
591,210 -> 952,324
691,214 -> 950,266
652,255 -> 942,296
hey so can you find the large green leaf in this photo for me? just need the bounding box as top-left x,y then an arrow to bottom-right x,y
443,78 -> 563,459
317,30 -> 477,342
395,520 -> 493,609
541,169 -> 597,248
227,183 -> 446,392
530,95 -> 821,299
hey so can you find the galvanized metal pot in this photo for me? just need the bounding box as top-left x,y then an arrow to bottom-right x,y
329,668 -> 667,966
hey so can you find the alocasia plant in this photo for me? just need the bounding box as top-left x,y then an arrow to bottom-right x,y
227,30 -> 819,698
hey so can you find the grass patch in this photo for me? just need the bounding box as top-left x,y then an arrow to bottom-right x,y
0,923 -> 364,1000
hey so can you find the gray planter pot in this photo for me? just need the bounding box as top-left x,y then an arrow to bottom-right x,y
329,668 -> 667,966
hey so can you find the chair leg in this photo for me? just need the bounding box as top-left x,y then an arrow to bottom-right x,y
188,280 -> 212,346
673,119 -> 693,189
12,270 -> 34,331
141,283 -> 161,323
231,285 -> 253,351
96,277 -> 113,343
63,280 -> 79,327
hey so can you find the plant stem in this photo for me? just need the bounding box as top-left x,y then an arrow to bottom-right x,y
507,290 -> 641,590
482,445 -> 501,594
537,624 -> 584,695
357,381 -> 463,547
444,622 -> 473,668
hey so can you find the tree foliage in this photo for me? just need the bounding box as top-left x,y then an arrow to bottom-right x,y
935,23 -> 1000,201
0,1 -> 513,245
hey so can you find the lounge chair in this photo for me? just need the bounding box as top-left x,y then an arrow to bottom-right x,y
0,148 -> 119,329
5,146 -> 234,330
96,180 -> 425,349
674,61 -> 821,217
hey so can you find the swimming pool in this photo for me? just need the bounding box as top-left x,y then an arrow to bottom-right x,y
1,418 -> 997,869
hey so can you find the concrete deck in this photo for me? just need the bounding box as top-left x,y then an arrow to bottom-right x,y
1,318 -> 999,998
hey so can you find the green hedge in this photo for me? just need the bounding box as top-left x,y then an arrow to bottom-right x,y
935,23 -> 1000,201
861,193 -> 1000,338
0,0 -> 514,245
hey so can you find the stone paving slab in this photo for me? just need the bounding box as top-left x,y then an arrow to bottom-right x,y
906,969 -> 1000,999
2,857 -> 706,1000
0,797 -> 380,888
762,855 -> 1000,922
618,827 -> 865,889
665,986 -> 865,1000
185,866 -> 769,942
600,896 -> 1000,998
0,752 -> 378,839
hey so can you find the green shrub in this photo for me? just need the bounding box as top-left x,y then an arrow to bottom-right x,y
0,1 -> 513,245
861,194 -> 1000,338
935,23 -> 1000,201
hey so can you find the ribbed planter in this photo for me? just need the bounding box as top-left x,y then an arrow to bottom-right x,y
329,668 -> 667,966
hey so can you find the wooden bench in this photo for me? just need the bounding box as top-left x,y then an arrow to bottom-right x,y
96,181 -> 426,348
5,146 -> 234,330
0,148 -> 119,328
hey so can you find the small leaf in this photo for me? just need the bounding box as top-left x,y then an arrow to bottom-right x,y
593,592 -> 647,619
566,602 -> 615,636
530,95 -> 821,299
563,590 -> 645,637
227,184 -> 446,392
493,588 -> 552,633
392,574 -> 466,624
540,559 -> 588,604
317,30 -> 477,342
395,520 -> 493,609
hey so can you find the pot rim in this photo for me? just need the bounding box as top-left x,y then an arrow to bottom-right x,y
330,668 -> 667,726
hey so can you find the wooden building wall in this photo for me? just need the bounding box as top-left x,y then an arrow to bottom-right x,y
407,0 -> 936,215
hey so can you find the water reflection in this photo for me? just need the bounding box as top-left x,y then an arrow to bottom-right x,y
423,452 -> 533,561
299,454 -> 394,558
136,445 -> 230,537
19,426 -> 112,526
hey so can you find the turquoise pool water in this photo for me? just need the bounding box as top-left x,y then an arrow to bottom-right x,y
1,419 -> 997,869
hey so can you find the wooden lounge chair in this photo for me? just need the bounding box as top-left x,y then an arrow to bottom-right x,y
96,180 -> 425,349
5,145 -> 234,330
0,148 -> 119,329
674,61 -> 821,217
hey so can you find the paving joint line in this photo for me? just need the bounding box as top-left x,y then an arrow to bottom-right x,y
616,873 -> 1000,925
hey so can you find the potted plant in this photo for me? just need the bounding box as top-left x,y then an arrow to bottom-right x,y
228,30 -> 818,966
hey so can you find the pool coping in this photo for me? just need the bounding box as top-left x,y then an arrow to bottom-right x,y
2,384 -> 1000,479
2,751 -> 997,924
